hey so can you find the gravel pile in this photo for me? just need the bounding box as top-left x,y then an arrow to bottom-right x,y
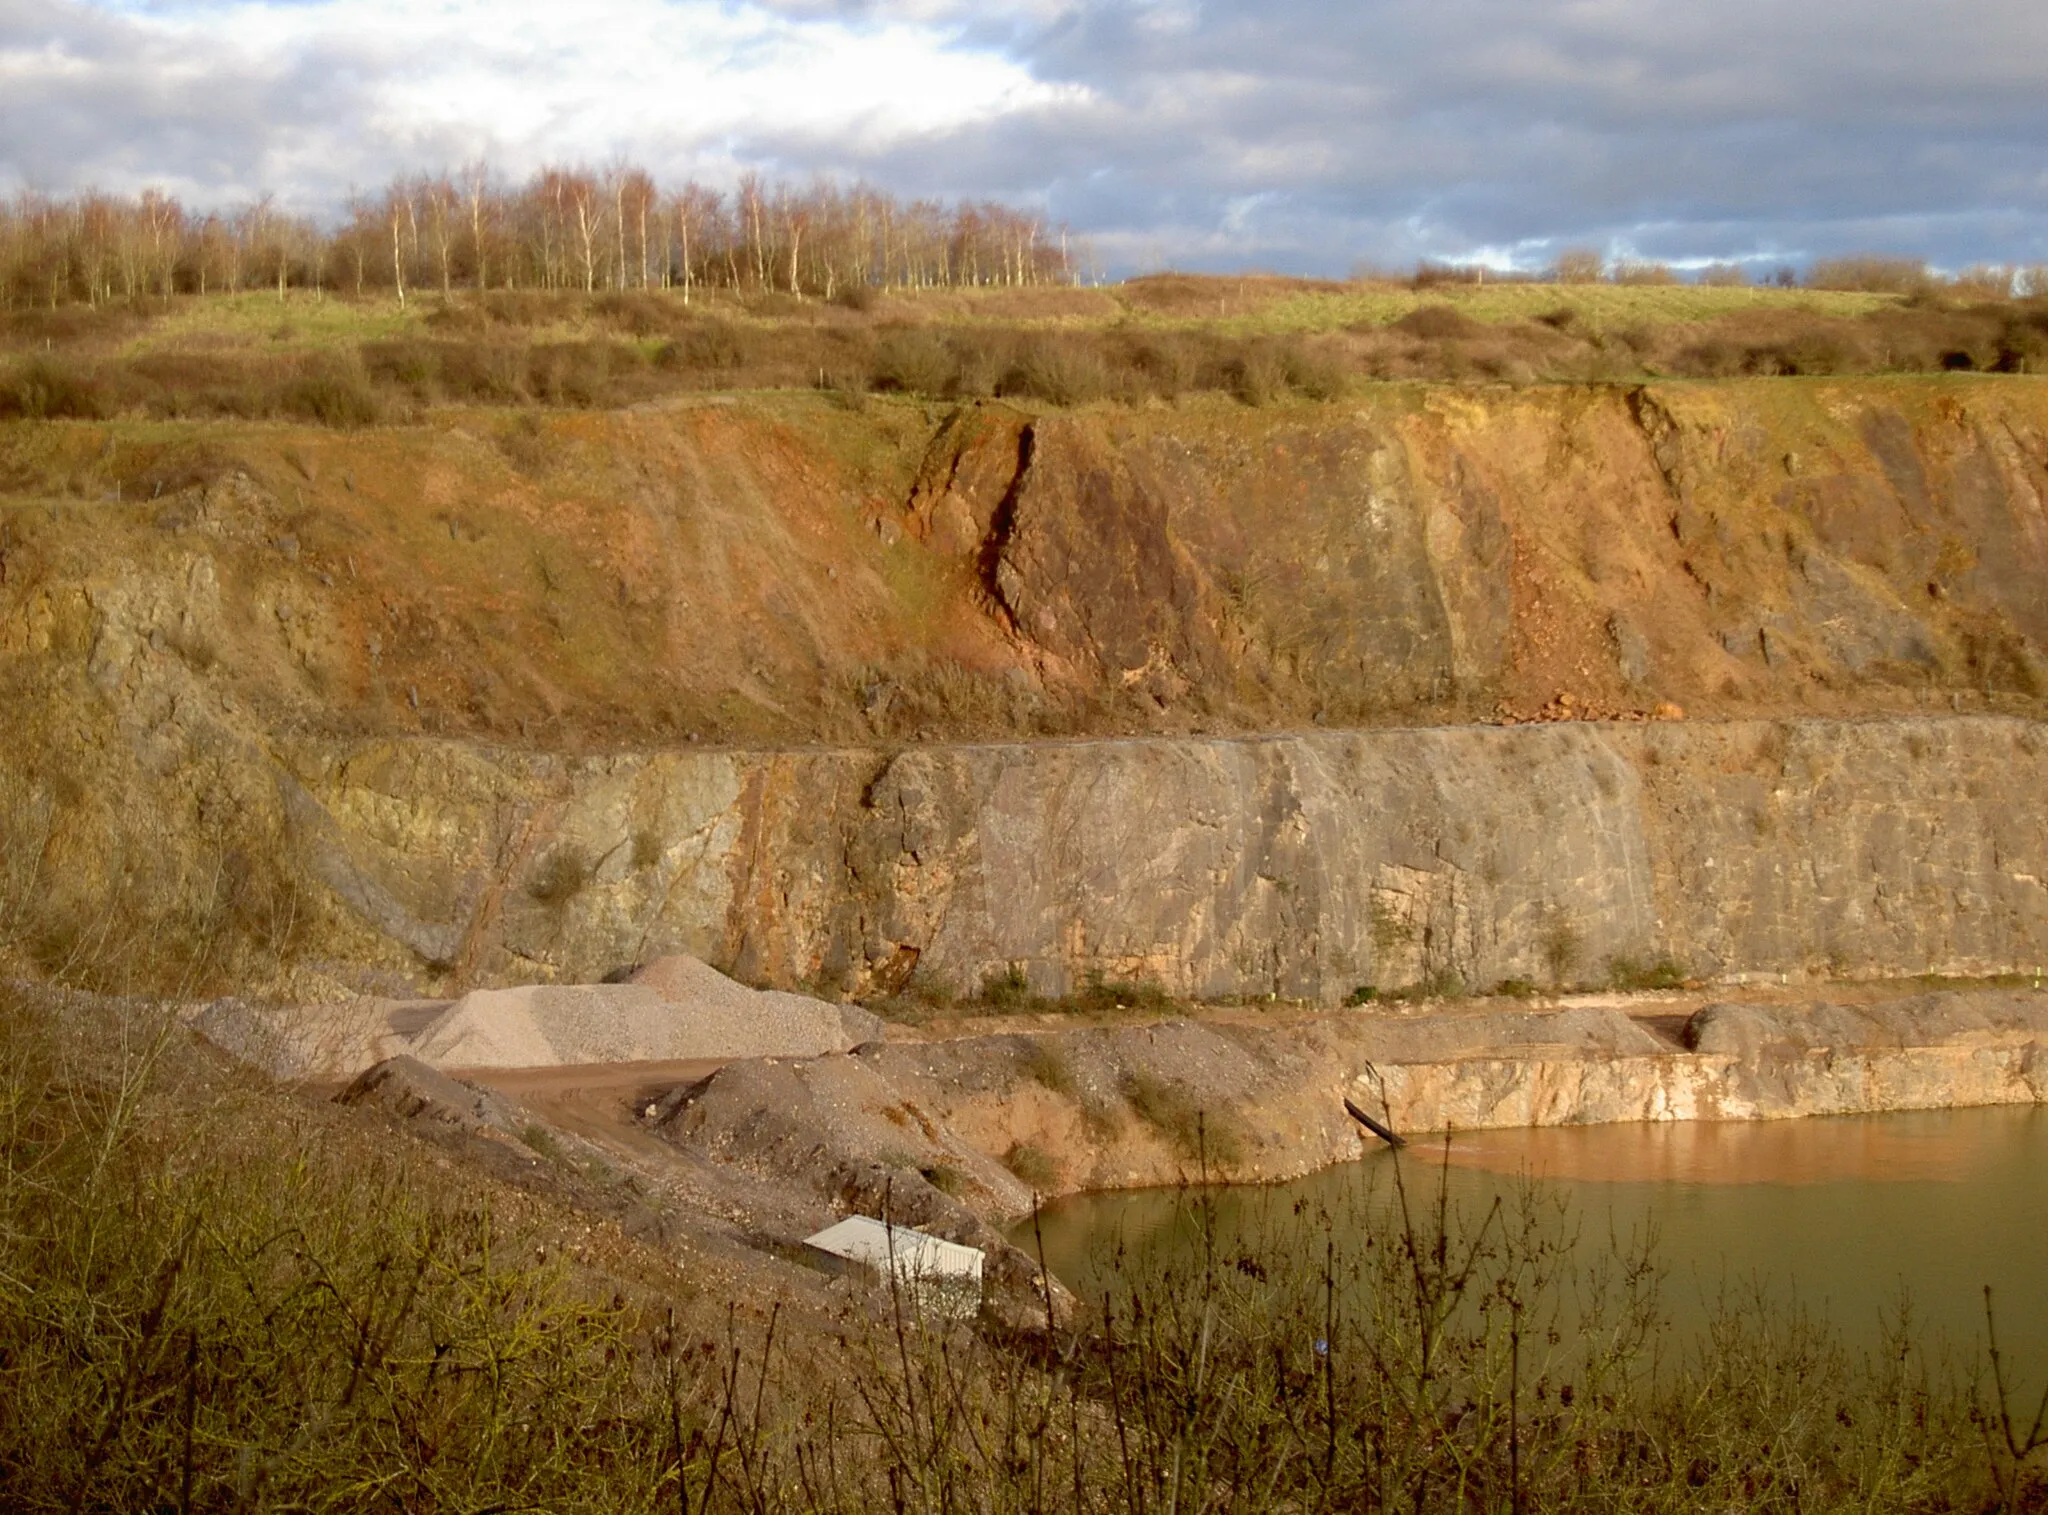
403,955 -> 883,1070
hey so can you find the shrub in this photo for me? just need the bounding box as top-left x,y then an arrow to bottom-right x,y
655,316 -> 752,373
1219,344 -> 1285,406
1539,912 -> 1582,987
1808,255 -> 1931,294
1393,305 -> 1485,341
995,332 -> 1111,406
0,356 -> 106,420
1115,331 -> 1200,399
527,844 -> 593,907
1120,1070 -> 1244,1164
869,327 -> 959,396
1607,953 -> 1688,991
592,289 -> 680,336
1001,1141 -> 1058,1190
1551,247 -> 1606,283
281,356 -> 378,427
527,341 -> 626,406
980,962 -> 1035,1012
1069,971 -> 1165,1013
0,989 -> 667,1513
1280,338 -> 1351,399
1019,1038 -> 1076,1095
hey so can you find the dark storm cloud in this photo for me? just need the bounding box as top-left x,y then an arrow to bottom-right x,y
823,0 -> 2048,270
8,0 -> 2048,271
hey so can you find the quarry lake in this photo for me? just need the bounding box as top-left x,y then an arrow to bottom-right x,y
1021,1106 -> 2048,1379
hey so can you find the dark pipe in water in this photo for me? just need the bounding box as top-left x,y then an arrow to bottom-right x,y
1345,1096 -> 1406,1149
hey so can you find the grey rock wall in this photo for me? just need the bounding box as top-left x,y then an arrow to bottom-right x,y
277,715 -> 2048,1000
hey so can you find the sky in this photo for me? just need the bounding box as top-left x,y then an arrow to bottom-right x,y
4,0 -> 2047,276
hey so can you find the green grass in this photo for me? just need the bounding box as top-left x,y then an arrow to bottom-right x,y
1218,282 -> 1897,336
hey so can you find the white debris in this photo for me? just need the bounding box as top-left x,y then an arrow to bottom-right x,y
803,1216 -> 984,1316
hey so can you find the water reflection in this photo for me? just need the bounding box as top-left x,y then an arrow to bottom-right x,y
1021,1105 -> 2048,1379
1430,1111 -> 2018,1186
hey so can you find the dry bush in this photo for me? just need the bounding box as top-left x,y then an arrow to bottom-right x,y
1392,305 -> 1487,341
0,356 -> 108,420
0,987 -> 684,1513
526,340 -> 647,406
1217,341 -> 1287,406
1808,255 -> 1932,294
593,289 -> 686,336
0,301 -> 156,352
995,331 -> 1113,406
1110,329 -> 1202,399
423,288 -> 578,330
869,326 -> 961,396
1551,247 -> 1607,283
655,316 -> 754,375
1410,261 -> 1487,288
1120,1069 -> 1245,1163
280,353 -> 379,426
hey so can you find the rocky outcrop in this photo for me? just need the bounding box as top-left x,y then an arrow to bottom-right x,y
239,715 -> 2046,1003
631,989 -> 2048,1219
4,381 -> 2046,997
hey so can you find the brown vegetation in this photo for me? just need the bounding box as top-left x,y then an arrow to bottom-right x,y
9,259 -> 2048,430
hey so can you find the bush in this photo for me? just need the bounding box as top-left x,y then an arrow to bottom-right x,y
1019,1038 -> 1076,1095
1394,305 -> 1485,341
1001,1141 -> 1058,1190
281,356 -> 379,427
1070,971 -> 1172,1014
0,356 -> 107,419
980,962 -> 1035,1011
527,341 -> 634,406
1220,344 -> 1286,406
995,332 -> 1111,406
1808,255 -> 1931,294
1607,953 -> 1688,991
656,316 -> 751,374
527,844 -> 593,907
593,289 -> 681,336
869,327 -> 959,396
1120,1070 -> 1243,1164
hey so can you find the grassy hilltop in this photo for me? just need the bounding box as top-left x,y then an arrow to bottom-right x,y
3,273 -> 2045,425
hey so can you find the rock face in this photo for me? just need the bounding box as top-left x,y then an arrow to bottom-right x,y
3,380 -> 2046,997
630,990 -> 2048,1216
238,715 -> 2046,1002
1370,991 -> 2048,1136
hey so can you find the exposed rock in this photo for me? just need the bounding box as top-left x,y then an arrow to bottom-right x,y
337,1053 -> 522,1134
5,384 -> 2048,998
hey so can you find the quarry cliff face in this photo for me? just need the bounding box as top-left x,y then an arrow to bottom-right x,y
1,377 -> 2045,997
246,716 -> 2043,1000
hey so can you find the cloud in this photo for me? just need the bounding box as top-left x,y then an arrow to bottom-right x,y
6,0 -> 2048,272
1,0 -> 1074,206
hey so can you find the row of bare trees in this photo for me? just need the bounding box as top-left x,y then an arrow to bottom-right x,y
0,165 -> 1077,309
